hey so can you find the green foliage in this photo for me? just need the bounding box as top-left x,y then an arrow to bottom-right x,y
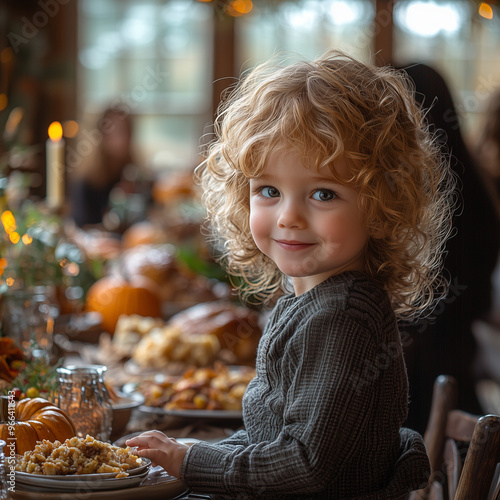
0,349 -> 63,400
0,200 -> 99,298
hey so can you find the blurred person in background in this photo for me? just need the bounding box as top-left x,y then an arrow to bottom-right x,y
474,89 -> 500,220
400,63 -> 500,433
70,106 -> 139,228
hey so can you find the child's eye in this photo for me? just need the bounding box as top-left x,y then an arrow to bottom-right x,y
260,186 -> 280,198
312,189 -> 337,201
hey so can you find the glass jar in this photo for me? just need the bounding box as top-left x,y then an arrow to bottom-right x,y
1,285 -> 58,363
56,365 -> 113,442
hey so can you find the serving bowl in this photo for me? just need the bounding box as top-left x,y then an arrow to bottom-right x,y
111,391 -> 145,440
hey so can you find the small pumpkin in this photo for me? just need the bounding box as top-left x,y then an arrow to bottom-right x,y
0,397 -> 76,455
85,274 -> 162,334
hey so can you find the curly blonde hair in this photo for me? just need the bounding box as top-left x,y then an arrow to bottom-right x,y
197,50 -> 455,320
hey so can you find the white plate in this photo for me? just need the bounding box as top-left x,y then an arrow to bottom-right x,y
14,457 -> 151,493
10,470 -> 188,500
14,469 -> 148,492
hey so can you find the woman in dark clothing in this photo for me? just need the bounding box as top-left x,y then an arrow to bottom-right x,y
70,106 -> 135,227
400,64 -> 500,433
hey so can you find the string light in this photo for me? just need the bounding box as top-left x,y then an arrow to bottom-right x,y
21,234 -> 33,245
479,2 -> 494,19
226,0 -> 253,17
1,210 -> 16,234
63,120 -> 79,138
9,232 -> 20,244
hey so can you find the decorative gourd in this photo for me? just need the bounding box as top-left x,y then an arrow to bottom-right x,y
85,274 -> 162,334
0,397 -> 76,455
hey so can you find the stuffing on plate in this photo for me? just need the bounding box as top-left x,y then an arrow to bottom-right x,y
15,435 -> 143,477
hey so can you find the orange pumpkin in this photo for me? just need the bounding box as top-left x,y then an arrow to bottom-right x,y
0,397 -> 76,455
85,275 -> 162,334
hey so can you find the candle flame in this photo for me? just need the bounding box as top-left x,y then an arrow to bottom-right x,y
48,121 -> 63,142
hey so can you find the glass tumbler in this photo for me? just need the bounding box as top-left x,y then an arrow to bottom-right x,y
56,365 -> 113,442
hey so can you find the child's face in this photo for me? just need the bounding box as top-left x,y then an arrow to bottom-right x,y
249,148 -> 369,295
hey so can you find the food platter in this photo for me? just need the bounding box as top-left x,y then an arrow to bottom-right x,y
122,383 -> 243,420
121,363 -> 254,421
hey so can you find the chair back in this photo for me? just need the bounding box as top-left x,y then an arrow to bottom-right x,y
411,375 -> 478,499
455,414 -> 500,500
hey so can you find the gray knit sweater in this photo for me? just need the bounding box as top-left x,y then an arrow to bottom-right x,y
180,272 -> 429,499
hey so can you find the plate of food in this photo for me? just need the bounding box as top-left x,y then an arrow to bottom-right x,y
14,435 -> 151,492
123,362 -> 255,420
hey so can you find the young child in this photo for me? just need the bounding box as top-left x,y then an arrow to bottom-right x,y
127,50 -> 455,498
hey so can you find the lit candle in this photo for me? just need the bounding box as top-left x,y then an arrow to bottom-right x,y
46,121 -> 65,210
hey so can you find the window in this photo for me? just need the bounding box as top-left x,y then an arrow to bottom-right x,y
237,0 -> 376,70
78,0 -> 213,171
393,0 -> 500,136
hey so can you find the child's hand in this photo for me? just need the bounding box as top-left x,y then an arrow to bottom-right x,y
126,430 -> 189,478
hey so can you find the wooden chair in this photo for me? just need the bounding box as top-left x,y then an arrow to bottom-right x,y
411,375 -> 478,499
455,413 -> 500,499
411,375 -> 500,500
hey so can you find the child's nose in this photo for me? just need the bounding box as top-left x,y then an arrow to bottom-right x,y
277,201 -> 306,229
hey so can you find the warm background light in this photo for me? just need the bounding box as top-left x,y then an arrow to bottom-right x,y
0,94 -> 7,112
9,232 -> 20,244
48,121 -> 63,141
479,2 -> 494,19
227,0 -> 253,17
63,120 -> 79,138
0,47 -> 13,63
1,210 -> 16,234
21,234 -> 33,245
4,107 -> 23,135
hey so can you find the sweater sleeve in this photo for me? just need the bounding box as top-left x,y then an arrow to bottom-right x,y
180,310 -> 384,497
